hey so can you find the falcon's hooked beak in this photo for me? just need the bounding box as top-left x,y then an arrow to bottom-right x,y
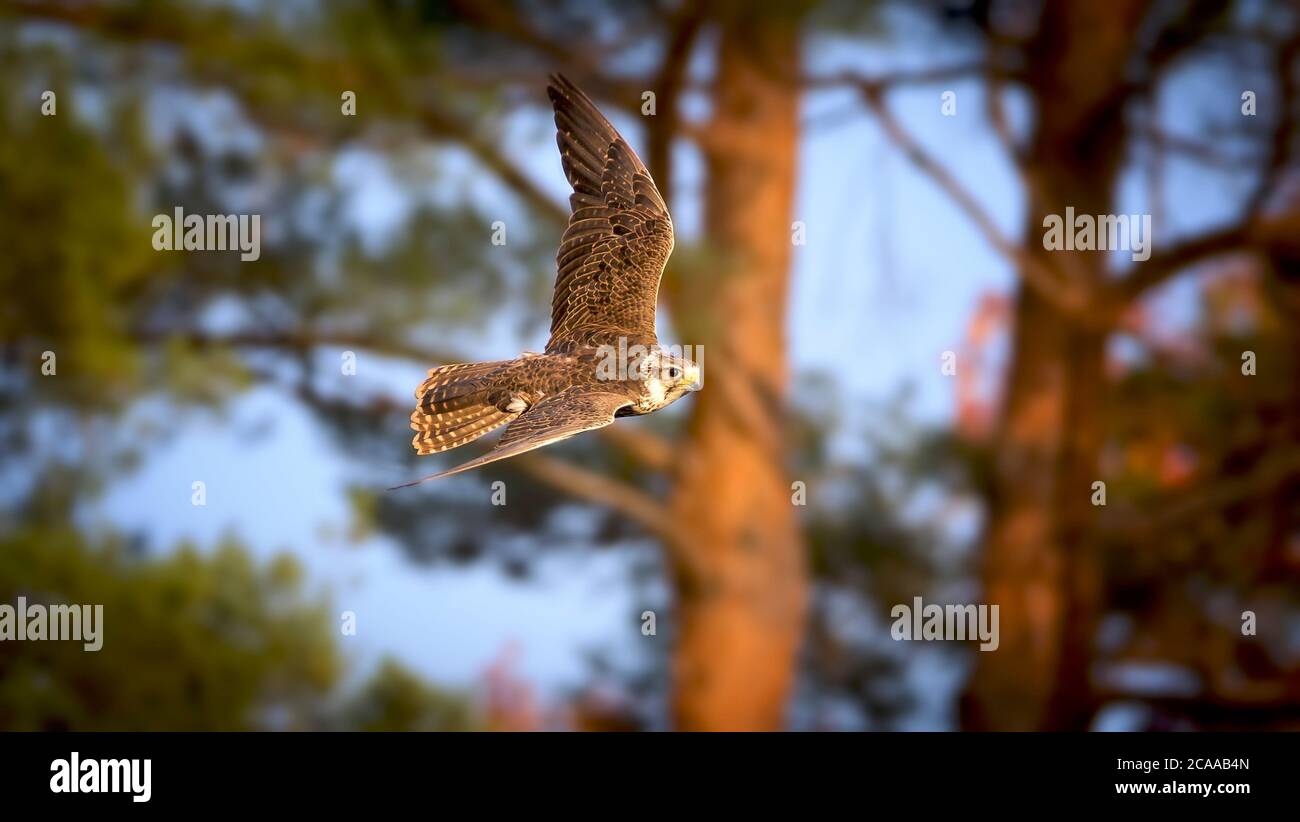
683,363 -> 702,390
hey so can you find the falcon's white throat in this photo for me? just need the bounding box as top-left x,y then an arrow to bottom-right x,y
644,374 -> 669,407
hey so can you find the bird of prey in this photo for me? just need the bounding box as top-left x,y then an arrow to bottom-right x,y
392,74 -> 700,487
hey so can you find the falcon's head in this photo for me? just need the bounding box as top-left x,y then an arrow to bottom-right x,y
639,349 -> 701,410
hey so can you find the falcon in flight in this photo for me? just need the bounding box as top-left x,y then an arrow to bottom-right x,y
393,74 -> 699,487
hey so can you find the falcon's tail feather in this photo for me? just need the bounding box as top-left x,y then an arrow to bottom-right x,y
409,360 -> 519,456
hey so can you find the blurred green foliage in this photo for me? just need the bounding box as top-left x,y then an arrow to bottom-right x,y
0,527 -> 336,730
332,659 -> 476,732
0,525 -> 477,730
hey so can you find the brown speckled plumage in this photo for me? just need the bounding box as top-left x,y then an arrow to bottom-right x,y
393,75 -> 697,487
546,73 -> 674,352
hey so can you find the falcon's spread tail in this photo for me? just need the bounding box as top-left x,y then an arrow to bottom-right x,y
409,360 -> 520,456
394,382 -> 631,489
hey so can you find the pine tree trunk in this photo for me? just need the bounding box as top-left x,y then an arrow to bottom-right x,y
665,6 -> 807,731
962,0 -> 1146,730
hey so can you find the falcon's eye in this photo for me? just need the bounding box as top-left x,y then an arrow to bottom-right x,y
668,367 -> 680,379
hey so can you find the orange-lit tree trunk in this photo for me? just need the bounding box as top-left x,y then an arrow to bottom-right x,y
664,5 -> 807,731
962,0 -> 1146,731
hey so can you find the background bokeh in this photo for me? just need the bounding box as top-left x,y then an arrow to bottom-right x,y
2,0 -> 1299,731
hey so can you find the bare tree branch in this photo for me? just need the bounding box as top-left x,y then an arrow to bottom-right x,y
1099,446 -> 1300,537
414,101 -> 568,224
644,3 -> 707,198
132,328 -> 467,367
1139,125 -> 1264,170
1244,34 -> 1300,216
859,86 -> 1092,317
514,452 -> 674,544
444,0 -> 649,110
805,60 -> 1009,93
1110,33 -> 1300,306
982,65 -> 1103,297
447,0 -> 600,75
599,425 -> 674,472
1111,222 -> 1257,304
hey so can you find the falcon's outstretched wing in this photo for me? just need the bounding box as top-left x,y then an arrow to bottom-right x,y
545,73 -> 674,351
390,388 -> 630,485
